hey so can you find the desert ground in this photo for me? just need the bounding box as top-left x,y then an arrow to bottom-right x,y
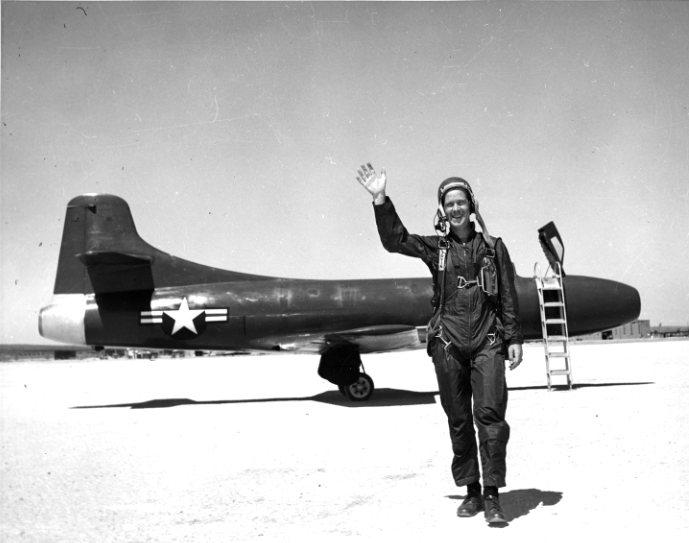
1,339 -> 687,542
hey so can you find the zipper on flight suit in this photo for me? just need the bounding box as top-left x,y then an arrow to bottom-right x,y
462,240 -> 473,351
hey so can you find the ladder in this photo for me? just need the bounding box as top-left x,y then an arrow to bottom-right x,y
534,262 -> 573,390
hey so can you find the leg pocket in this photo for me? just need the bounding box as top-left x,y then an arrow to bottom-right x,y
472,342 -> 507,421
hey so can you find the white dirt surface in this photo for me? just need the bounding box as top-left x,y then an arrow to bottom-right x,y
1,340 -> 688,542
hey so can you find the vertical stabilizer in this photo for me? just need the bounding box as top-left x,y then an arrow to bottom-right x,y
51,193 -> 267,297
54,196 -> 89,294
53,194 -> 149,294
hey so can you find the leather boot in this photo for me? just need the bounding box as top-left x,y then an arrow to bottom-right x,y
456,495 -> 483,517
483,494 -> 507,524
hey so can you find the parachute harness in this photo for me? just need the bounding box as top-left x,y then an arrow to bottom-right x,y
428,177 -> 501,354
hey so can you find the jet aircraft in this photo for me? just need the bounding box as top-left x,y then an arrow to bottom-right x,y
39,194 -> 640,400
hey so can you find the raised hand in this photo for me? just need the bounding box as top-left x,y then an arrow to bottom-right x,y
356,163 -> 387,203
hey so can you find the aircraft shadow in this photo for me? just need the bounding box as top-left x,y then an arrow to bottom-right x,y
70,381 -> 653,410
71,388 -> 439,410
447,488 -> 563,525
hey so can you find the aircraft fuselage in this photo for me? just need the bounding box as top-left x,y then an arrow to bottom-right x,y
41,274 -> 640,352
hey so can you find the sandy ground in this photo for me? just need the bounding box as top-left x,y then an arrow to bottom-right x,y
1,340 -> 688,542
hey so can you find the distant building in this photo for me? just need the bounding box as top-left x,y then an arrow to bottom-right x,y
2,345 -> 133,362
0,344 -> 95,361
574,320 -> 689,341
650,324 -> 689,338
573,319 -> 651,341
607,319 -> 651,339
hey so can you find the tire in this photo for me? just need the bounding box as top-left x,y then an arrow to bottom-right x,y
342,373 -> 374,402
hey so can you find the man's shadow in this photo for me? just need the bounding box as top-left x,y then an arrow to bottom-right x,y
448,488 -> 562,525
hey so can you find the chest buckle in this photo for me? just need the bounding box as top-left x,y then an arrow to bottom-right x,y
457,276 -> 479,289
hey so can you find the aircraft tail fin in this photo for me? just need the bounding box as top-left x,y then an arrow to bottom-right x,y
53,194 -> 266,295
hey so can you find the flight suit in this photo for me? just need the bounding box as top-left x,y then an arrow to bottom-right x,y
374,197 -> 523,488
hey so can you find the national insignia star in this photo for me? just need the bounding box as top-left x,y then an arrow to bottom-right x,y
164,297 -> 204,335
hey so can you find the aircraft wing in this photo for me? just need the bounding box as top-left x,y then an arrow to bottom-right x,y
249,324 -> 425,354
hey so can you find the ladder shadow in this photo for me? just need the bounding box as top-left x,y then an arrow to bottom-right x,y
510,381 -> 653,391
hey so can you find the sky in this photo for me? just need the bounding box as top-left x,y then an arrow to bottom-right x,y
2,1 -> 688,344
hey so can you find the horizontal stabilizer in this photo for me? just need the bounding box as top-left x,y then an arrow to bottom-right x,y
77,251 -> 153,267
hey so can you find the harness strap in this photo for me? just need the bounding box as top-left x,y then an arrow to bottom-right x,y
436,236 -> 449,314
427,236 -> 449,339
428,236 -> 502,353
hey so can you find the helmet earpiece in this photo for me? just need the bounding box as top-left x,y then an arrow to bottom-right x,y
434,209 -> 450,236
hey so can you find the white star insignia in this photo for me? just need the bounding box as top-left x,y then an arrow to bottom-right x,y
164,297 -> 204,335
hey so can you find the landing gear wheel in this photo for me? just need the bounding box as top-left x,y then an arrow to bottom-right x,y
341,373 -> 374,402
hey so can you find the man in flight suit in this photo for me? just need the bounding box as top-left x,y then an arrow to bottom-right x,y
356,164 -> 523,525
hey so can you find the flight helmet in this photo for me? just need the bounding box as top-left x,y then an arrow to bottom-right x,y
434,177 -> 493,248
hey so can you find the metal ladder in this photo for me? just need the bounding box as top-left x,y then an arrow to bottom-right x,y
534,261 -> 573,390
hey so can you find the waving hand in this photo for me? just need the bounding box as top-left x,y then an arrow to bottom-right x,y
356,163 -> 387,204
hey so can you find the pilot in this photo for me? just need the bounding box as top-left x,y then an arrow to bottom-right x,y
356,164 -> 523,525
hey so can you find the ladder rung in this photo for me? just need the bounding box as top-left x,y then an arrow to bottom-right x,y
543,302 -> 564,307
548,369 -> 571,376
541,284 -> 562,290
545,319 -> 566,324
546,352 -> 569,358
545,335 -> 567,341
